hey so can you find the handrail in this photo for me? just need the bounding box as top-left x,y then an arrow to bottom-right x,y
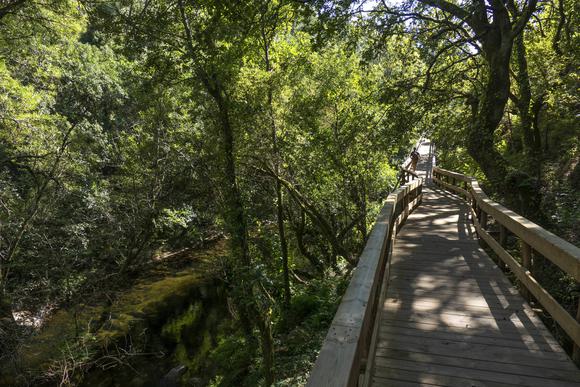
398,167 -> 419,185
306,177 -> 423,387
433,166 -> 580,363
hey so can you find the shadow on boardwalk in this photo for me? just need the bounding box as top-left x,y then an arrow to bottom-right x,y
370,156 -> 580,386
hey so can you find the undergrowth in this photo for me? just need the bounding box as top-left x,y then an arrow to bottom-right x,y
204,272 -> 349,387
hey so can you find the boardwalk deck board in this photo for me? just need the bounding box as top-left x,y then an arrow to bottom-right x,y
373,368 -> 518,387
370,143 -> 580,386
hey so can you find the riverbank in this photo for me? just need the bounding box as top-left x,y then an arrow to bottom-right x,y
1,240 -> 227,386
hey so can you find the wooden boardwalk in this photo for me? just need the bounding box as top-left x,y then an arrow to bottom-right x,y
370,149 -> 580,386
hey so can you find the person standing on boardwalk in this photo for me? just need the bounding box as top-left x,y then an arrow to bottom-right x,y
410,147 -> 420,171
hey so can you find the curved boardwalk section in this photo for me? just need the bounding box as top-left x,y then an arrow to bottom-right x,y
370,154 -> 580,386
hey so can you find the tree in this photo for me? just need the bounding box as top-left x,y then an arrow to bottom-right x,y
258,0 -> 292,309
371,0 -> 539,203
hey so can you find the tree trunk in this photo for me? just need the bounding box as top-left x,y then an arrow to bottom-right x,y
467,26 -> 542,216
207,79 -> 250,267
178,4 -> 275,377
467,45 -> 512,191
513,32 -> 541,177
276,179 -> 291,308
0,294 -> 15,326
289,208 -> 324,274
531,94 -> 544,155
264,169 -> 355,265
178,0 -> 250,267
263,33 -> 291,308
0,293 -> 17,356
209,79 -> 275,384
553,0 -> 567,54
257,314 -> 275,385
357,183 -> 368,241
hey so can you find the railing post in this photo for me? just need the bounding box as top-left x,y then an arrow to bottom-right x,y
476,209 -> 487,248
498,225 -> 508,270
520,241 -> 533,302
404,189 -> 409,219
574,300 -> 580,366
471,199 -> 478,224
480,211 -> 488,230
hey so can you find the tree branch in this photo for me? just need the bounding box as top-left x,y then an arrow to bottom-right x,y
511,0 -> 539,37
418,0 -> 469,20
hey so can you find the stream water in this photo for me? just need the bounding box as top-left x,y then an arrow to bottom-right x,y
80,280 -> 229,387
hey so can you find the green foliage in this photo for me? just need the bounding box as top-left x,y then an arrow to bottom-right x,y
207,334 -> 255,387
284,274 -> 347,329
273,274 -> 349,386
2,0 -> 577,385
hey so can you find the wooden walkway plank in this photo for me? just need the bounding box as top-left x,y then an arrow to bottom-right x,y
374,358 -> 580,387
375,348 -> 580,382
373,367 -> 518,387
375,335 -> 574,366
383,294 -> 530,311
379,318 -> 563,344
370,142 -> 580,386
378,325 -> 564,352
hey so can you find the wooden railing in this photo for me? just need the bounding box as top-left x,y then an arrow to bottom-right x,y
398,166 -> 419,185
433,166 -> 580,363
306,177 -> 423,387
